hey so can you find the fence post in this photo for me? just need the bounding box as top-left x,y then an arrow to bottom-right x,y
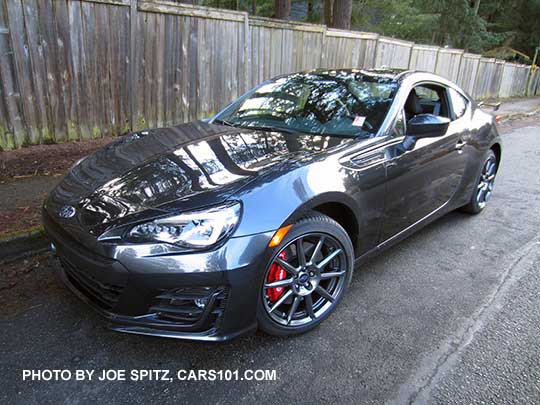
470,55 -> 480,99
526,47 -> 539,96
320,25 -> 327,68
433,47 -> 441,74
455,51 -> 464,83
406,41 -> 414,69
495,60 -> 505,99
372,36 -> 380,68
244,12 -> 250,92
129,0 -> 138,132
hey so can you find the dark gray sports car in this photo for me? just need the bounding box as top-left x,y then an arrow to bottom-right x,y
43,69 -> 501,341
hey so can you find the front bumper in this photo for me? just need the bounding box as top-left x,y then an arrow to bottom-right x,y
43,210 -> 273,341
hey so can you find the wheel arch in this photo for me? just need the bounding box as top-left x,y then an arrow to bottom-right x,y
287,192 -> 360,256
490,142 -> 502,171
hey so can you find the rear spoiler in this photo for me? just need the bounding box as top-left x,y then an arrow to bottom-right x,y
477,101 -> 502,123
477,101 -> 501,111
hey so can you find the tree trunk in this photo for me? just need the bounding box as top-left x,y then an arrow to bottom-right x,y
331,0 -> 352,29
252,0 -> 257,15
324,0 -> 334,26
274,0 -> 291,20
472,0 -> 481,15
307,0 -> 314,20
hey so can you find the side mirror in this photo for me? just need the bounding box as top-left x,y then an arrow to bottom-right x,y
407,114 -> 450,138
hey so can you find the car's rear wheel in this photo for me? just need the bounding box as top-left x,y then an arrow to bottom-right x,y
461,150 -> 497,214
257,214 -> 354,337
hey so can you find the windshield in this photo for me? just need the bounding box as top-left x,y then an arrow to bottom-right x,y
214,72 -> 398,137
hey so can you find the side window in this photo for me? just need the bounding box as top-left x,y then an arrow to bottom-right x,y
448,88 -> 468,119
404,84 -> 451,120
414,87 -> 439,102
392,109 -> 406,137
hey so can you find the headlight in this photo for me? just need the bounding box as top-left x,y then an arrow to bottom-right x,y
126,201 -> 241,248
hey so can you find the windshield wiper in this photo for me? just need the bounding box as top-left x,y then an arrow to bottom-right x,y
213,120 -> 360,138
212,118 -> 237,127
234,123 -> 311,135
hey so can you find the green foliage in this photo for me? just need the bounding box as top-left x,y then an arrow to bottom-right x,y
351,0 -> 439,43
198,0 -> 540,59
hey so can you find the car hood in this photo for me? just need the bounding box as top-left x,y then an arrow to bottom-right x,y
45,121 -> 354,237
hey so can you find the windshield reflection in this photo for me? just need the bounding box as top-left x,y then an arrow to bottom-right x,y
215,70 -> 398,137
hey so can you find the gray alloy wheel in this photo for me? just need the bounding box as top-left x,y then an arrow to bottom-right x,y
257,214 -> 354,336
476,154 -> 497,209
461,150 -> 497,214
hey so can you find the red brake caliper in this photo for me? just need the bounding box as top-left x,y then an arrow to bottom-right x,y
267,251 -> 288,303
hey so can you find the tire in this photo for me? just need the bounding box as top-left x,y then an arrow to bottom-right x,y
461,149 -> 497,214
257,213 -> 354,337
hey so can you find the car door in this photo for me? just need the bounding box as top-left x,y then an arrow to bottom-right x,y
381,83 -> 470,241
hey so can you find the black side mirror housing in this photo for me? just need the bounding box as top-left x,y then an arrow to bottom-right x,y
407,114 -> 450,138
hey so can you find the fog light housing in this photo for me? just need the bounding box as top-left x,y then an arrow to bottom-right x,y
194,297 -> 209,309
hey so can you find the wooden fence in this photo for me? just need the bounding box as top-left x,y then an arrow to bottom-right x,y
0,0 -> 539,149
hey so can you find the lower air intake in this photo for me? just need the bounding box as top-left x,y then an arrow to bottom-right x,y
150,286 -> 228,330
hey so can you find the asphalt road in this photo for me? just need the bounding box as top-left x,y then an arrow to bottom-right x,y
2,117 -> 540,404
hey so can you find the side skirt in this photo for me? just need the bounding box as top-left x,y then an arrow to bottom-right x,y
354,200 -> 459,267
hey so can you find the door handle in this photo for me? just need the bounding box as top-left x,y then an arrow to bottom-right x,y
455,139 -> 466,151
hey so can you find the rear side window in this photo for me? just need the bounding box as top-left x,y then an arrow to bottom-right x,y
449,88 -> 468,119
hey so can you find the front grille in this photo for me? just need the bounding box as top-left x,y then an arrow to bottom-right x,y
150,286 -> 228,330
61,258 -> 125,310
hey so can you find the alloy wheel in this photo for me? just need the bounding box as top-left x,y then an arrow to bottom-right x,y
477,155 -> 497,209
262,233 -> 348,327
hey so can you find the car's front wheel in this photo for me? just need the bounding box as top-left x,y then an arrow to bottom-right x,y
257,213 -> 354,337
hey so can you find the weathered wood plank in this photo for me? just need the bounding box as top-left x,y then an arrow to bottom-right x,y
79,0 -> 130,6
132,6 -> 145,130
0,87 -> 7,149
143,11 -> 156,127
250,16 -> 324,33
53,0 -> 78,141
212,19 -> 222,115
0,49 -> 9,148
162,14 -> 173,126
68,0 -> 89,140
175,14 -> 185,124
95,3 -> 111,135
108,4 -> 121,133
22,0 -> 53,143
180,15 -> 190,123
118,4 -> 130,134
202,17 -> 211,117
38,0 -> 67,143
155,11 -> 165,127
188,16 -> 198,120
196,16 -> 204,118
138,0 -> 245,22
81,1 -> 100,138
6,0 -> 40,145
0,0 -> 25,148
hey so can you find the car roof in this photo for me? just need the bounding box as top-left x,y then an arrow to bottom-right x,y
303,68 -> 460,85
305,67 -> 410,80
302,68 -> 468,95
